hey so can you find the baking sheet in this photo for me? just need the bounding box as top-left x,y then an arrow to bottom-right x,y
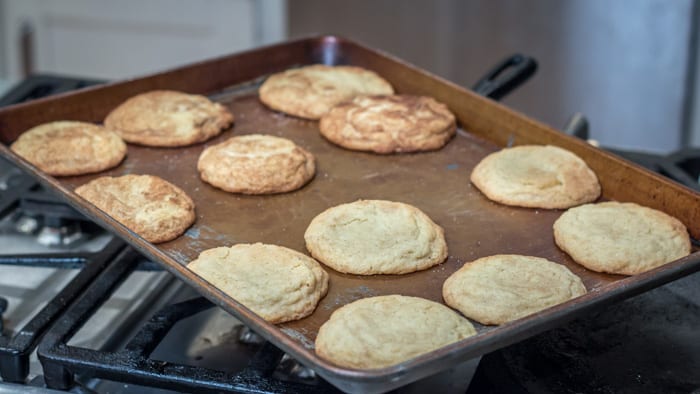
1,36 -> 700,393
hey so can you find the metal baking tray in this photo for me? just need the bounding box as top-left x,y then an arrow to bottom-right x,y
1,36 -> 700,393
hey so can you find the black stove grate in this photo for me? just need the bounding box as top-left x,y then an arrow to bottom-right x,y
0,152 -> 131,384
609,147 -> 700,191
0,160 -> 36,220
0,74 -> 125,386
0,237 -> 126,383
0,74 -> 103,107
37,252 -> 337,394
465,271 -> 700,393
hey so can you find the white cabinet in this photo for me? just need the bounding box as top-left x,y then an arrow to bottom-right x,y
0,0 -> 286,80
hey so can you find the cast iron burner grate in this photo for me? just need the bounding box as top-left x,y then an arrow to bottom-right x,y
37,251 -> 337,394
0,152 -> 132,384
608,147 -> 700,191
0,74 -> 140,388
0,237 -> 126,384
466,271 -> 700,394
0,74 -> 103,107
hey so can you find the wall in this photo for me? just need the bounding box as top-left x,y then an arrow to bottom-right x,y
0,0 -> 286,81
290,0 -> 694,153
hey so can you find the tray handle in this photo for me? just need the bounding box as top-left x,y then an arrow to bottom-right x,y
472,54 -> 537,100
563,112 -> 590,140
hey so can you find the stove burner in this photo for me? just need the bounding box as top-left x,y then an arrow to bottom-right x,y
0,167 -> 26,191
0,238 -> 125,383
37,255 -> 337,393
0,159 -> 35,221
237,326 -> 265,346
0,160 -> 99,249
16,187 -> 93,248
35,221 -> 83,247
274,353 -> 318,384
13,215 -> 39,235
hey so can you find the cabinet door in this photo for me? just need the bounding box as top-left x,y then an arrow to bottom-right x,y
1,0 -> 286,80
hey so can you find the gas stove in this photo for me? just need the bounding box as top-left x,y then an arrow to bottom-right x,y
0,75 -> 699,394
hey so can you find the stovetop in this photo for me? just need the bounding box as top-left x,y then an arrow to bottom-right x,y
0,74 -> 699,394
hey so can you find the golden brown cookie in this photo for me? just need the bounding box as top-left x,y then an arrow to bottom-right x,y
442,255 -> 587,325
75,174 -> 195,243
259,65 -> 394,119
553,202 -> 691,275
315,295 -> 476,369
197,134 -> 315,194
470,145 -> 601,209
10,121 -> 126,176
319,95 -> 456,153
187,243 -> 329,324
304,200 -> 447,275
104,90 -> 234,147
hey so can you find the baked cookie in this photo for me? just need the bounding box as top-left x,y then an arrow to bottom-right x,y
11,121 -> 126,176
197,134 -> 315,194
259,65 -> 394,119
553,202 -> 691,275
187,243 -> 329,324
470,145 -> 601,209
304,200 -> 447,275
442,254 -> 587,325
319,95 -> 456,153
315,295 -> 476,369
75,174 -> 195,243
104,90 -> 234,147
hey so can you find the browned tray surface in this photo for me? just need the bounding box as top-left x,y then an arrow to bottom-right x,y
2,36 -> 700,393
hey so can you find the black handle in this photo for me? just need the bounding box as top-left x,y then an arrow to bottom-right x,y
472,54 -> 538,100
562,112 -> 590,140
